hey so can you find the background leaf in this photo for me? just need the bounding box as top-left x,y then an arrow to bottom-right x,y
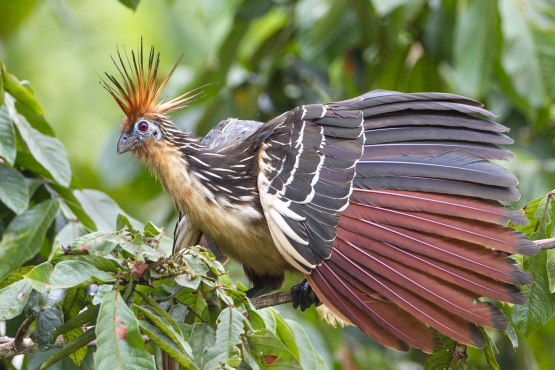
0,162 -> 28,215
0,198 -> 59,280
0,102 -> 16,164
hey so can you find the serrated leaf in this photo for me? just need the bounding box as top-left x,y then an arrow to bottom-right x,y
285,320 -> 329,370
68,230 -> 111,252
423,334 -> 468,370
246,328 -> 302,369
203,308 -> 246,369
94,290 -> 155,370
0,279 -> 32,321
40,327 -> 95,370
0,102 -> 16,164
7,96 -> 70,186
511,250 -> 555,337
0,198 -> 59,280
137,321 -> 198,369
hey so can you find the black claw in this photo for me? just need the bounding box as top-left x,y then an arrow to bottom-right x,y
290,279 -> 321,311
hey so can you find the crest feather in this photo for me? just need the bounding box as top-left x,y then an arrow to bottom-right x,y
102,40 -> 200,127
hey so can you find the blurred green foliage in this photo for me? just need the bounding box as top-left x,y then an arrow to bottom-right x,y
2,0 -> 555,369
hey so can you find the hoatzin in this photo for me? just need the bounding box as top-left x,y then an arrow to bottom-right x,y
104,45 -> 537,353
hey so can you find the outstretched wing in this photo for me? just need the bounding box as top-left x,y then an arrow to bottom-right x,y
256,90 -> 537,352
256,103 -> 365,273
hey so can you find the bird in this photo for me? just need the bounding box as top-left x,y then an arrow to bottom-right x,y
103,43 -> 538,354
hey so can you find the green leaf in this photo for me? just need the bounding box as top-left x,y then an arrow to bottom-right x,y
67,230 -> 112,253
0,198 -> 59,280
25,290 -> 67,350
285,320 -> 329,370
453,0 -> 497,97
52,255 -> 119,273
35,305 -> 64,350
271,309 -> 300,361
134,305 -> 192,357
60,287 -> 89,365
0,102 -> 16,164
118,0 -> 140,11
182,322 -> 216,369
50,304 -> 100,339
1,67 -> 43,115
258,308 -> 276,333
7,97 -> 70,186
370,0 -> 410,16
0,279 -> 32,321
176,274 -> 201,290
94,290 -> 155,370
244,299 -> 266,331
499,0 -> 555,108
136,290 -> 182,335
511,250 -> 555,337
0,265 -> 34,289
73,189 -> 143,232
40,327 -> 96,370
246,328 -> 302,369
423,334 -> 468,370
203,307 -> 246,369
137,321 -> 198,369
503,320 -> 519,350
14,99 -> 55,136
48,183 -> 96,231
24,261 -> 116,292
479,327 -> 500,370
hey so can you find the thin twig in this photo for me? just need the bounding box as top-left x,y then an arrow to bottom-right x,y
13,316 -> 34,350
174,298 -> 206,323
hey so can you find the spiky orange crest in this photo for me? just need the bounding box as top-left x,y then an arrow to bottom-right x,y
102,42 -> 198,130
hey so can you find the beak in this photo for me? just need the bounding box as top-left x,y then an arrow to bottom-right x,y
117,132 -> 140,154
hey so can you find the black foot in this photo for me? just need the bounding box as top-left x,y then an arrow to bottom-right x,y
291,279 -> 321,312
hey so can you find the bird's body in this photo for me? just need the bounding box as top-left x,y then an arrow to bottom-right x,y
104,45 -> 538,354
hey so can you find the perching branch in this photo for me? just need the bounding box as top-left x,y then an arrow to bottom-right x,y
250,291 -> 293,309
536,237 -> 555,250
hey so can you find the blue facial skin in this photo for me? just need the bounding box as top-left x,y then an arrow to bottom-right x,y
117,118 -> 162,154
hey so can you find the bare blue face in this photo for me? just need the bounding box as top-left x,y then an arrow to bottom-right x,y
117,118 -> 162,154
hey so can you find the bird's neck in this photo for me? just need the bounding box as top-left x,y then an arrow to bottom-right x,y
137,128 -> 263,225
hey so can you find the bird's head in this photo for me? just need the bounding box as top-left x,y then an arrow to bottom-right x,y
102,42 -> 199,156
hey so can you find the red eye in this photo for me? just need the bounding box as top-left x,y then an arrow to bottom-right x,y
138,121 -> 149,131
